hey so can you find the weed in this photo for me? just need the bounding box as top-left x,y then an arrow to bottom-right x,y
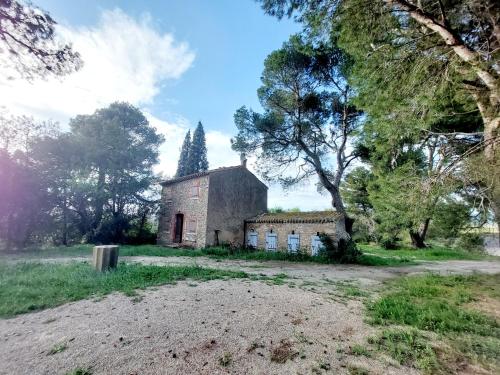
369,328 -> 439,372
218,352 -> 232,367
65,368 -> 92,375
48,342 -> 67,355
347,364 -> 370,375
350,344 -> 371,357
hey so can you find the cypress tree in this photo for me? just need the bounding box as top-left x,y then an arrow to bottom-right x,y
187,121 -> 209,174
175,130 -> 191,177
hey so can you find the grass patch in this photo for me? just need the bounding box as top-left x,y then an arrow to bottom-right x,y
358,243 -> 493,261
368,328 -> 439,372
367,273 -> 500,373
0,261 -> 247,318
350,343 -> 372,357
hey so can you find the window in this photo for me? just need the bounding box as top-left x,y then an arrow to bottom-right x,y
187,219 -> 197,234
191,180 -> 200,198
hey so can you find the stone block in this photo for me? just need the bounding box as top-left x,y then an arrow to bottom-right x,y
92,245 -> 119,272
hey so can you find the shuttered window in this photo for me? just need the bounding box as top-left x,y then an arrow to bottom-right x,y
191,180 -> 200,198
187,219 -> 197,234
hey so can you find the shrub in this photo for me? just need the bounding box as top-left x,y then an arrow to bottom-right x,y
455,233 -> 485,253
319,235 -> 362,263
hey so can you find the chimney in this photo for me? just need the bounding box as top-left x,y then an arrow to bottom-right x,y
240,153 -> 247,168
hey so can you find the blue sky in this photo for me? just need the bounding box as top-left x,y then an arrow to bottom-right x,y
0,0 -> 333,210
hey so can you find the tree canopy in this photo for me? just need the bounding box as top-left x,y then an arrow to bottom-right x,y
232,35 -> 362,235
0,0 -> 82,80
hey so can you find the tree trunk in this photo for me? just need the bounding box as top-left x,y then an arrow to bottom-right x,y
409,230 -> 426,248
329,185 -> 352,238
62,197 -> 68,246
410,218 -> 430,248
92,168 -> 106,236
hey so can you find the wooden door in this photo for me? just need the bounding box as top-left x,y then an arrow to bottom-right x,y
265,232 -> 277,252
174,214 -> 184,243
311,235 -> 323,256
287,234 -> 300,253
247,231 -> 258,248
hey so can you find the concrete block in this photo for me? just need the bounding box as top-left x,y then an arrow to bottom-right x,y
92,245 -> 119,272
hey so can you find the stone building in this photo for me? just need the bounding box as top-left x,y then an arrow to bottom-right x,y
157,162 -> 342,254
245,211 -> 342,255
157,164 -> 268,248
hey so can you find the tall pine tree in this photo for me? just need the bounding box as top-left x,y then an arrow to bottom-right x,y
187,122 -> 209,174
175,130 -> 191,177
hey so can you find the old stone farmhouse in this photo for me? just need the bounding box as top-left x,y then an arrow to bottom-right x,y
157,161 -> 341,254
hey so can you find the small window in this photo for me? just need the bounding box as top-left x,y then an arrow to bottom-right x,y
191,180 -> 200,198
187,219 -> 197,234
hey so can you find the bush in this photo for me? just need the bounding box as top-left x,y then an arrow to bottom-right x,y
456,233 -> 485,253
379,235 -> 399,250
319,234 -> 362,263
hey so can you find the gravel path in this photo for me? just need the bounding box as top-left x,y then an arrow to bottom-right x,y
0,279 -> 416,375
1,256 -> 499,374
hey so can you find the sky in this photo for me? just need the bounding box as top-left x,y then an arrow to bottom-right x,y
0,0 -> 332,210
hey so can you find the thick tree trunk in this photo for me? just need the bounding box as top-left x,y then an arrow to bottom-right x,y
329,185 -> 353,238
409,218 -> 430,248
409,231 -> 426,248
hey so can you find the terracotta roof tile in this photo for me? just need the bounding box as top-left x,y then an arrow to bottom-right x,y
245,211 -> 341,224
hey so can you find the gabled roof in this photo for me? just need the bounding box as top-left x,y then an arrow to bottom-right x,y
245,211 -> 340,224
160,165 -> 267,188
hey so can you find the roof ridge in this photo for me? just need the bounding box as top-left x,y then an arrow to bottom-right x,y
160,165 -> 244,185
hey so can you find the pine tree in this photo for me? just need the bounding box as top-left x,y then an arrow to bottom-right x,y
187,121 -> 209,174
175,130 -> 191,177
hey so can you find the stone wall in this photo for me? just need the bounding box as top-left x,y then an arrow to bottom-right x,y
245,221 -> 338,255
205,168 -> 268,247
157,175 -> 209,248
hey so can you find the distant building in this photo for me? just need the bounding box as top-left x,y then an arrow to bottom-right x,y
157,160 -> 341,254
157,162 -> 267,248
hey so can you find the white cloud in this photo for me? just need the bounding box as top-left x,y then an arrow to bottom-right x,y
0,7 -> 332,212
0,8 -> 195,122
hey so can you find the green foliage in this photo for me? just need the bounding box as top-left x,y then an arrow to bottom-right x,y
342,166 -> 373,215
367,274 -> 500,336
319,235 -> 362,264
428,199 -> 471,239
175,130 -> 191,177
358,243 -> 489,261
0,262 -> 247,317
232,34 -> 361,223
0,0 -> 83,80
456,233 -> 485,253
369,328 -> 439,372
0,103 -> 164,248
186,121 -> 209,175
367,273 -> 500,373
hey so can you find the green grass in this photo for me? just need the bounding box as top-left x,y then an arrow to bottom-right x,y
0,261 -> 247,318
367,273 -> 500,373
10,244 -> 412,266
368,328 -> 439,372
358,243 -> 492,261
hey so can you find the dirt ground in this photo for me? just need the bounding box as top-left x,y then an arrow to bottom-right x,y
1,256 -> 499,375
